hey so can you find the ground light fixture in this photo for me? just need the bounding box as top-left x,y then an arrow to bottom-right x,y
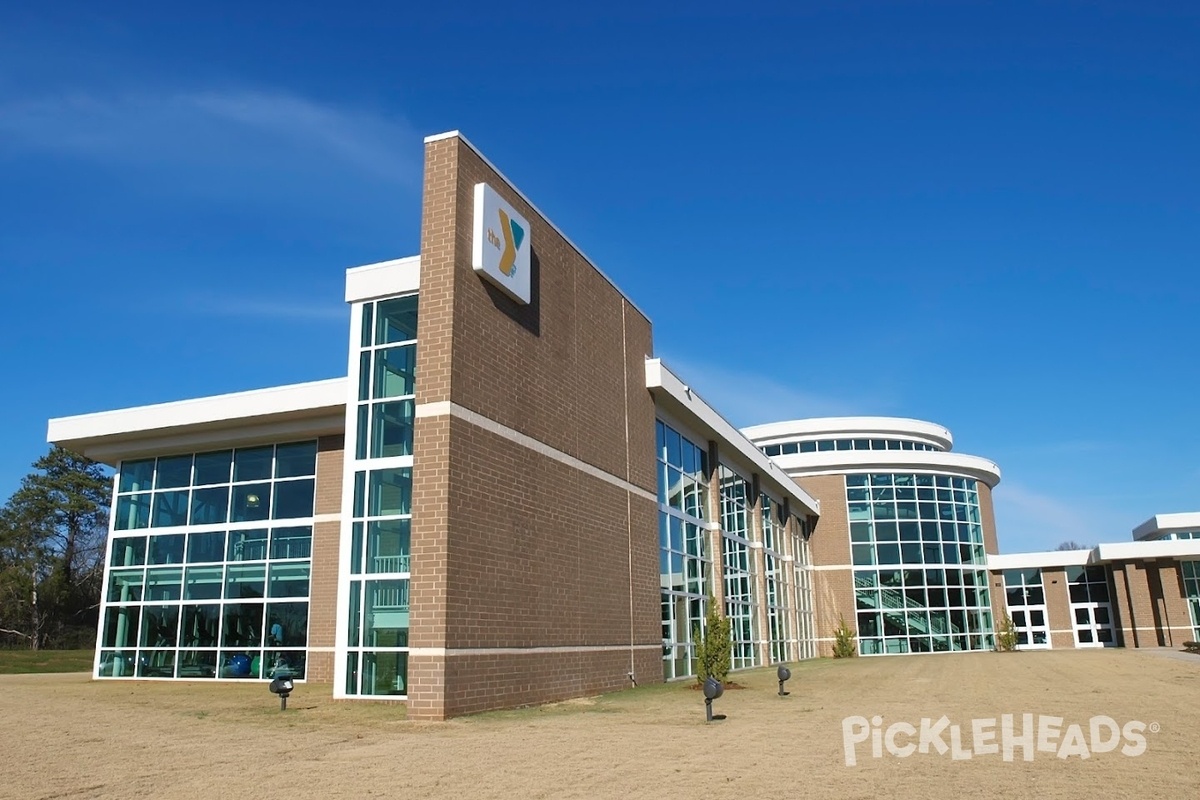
777,665 -> 791,696
268,669 -> 294,711
703,677 -> 725,722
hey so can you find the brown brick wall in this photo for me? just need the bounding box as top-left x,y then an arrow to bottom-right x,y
1157,562 -> 1193,647
795,475 -> 853,655
977,482 -> 999,556
1041,568 -> 1077,649
315,435 -> 344,516
306,435 -> 343,683
1109,559 -> 1193,648
409,134 -> 659,719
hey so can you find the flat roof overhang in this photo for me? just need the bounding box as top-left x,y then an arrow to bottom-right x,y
47,378 -> 347,466
645,358 -> 820,517
990,537 -> 1200,570
1132,512 -> 1200,541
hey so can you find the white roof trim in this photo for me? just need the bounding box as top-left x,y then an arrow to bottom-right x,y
422,130 -> 649,322
645,358 -> 819,516
345,256 -> 420,303
1097,538 -> 1200,561
1132,512 -> 1200,541
48,378 -> 347,464
743,417 -> 954,452
767,449 -> 1002,488
989,550 -> 1094,570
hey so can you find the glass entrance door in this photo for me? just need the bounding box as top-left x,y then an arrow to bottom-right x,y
1071,603 -> 1115,647
1004,569 -> 1051,649
1065,565 -> 1116,648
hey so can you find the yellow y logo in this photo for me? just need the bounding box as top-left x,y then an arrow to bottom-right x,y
497,209 -> 525,277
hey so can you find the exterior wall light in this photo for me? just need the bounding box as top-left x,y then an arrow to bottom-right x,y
703,677 -> 725,722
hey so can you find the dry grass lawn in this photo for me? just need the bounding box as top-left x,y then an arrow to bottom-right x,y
1,649 -> 1196,799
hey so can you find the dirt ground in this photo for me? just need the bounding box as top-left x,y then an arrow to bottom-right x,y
1,649 -> 1195,799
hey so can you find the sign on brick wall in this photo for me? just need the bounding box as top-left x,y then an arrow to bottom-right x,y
472,182 -> 532,304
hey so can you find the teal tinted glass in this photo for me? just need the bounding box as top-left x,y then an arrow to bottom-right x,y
193,451 -> 232,486
119,460 -> 155,493
375,295 -> 418,344
275,442 -> 317,478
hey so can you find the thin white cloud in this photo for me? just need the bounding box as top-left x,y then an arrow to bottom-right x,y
0,89 -> 419,187
991,481 -> 1119,553
186,296 -> 348,323
662,356 -> 863,429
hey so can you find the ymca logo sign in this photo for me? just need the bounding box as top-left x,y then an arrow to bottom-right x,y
472,183 -> 531,304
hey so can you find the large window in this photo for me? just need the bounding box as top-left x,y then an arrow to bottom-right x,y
343,294 -> 417,697
792,516 -> 816,660
762,439 -> 942,456
720,465 -> 757,669
100,442 -> 316,681
114,443 -> 317,530
848,473 -> 993,654
1003,568 -> 1049,649
656,420 -> 711,680
1183,562 -> 1200,640
762,495 -> 789,664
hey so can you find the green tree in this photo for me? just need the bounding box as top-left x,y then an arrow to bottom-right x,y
692,596 -> 732,684
832,615 -> 857,658
994,613 -> 1020,652
0,446 -> 110,649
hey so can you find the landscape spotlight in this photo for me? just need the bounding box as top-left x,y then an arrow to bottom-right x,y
777,664 -> 791,697
268,668 -> 294,711
703,677 -> 725,722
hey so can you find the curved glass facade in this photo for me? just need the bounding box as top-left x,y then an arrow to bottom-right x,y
847,473 -> 994,654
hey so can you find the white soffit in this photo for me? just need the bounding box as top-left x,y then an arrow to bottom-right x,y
47,378 -> 347,465
645,358 -> 820,516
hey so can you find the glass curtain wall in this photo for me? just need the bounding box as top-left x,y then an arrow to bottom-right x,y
656,420 -> 711,680
761,495 -> 789,664
791,515 -> 816,660
343,294 -> 417,697
1183,562 -> 1200,640
719,466 -> 758,669
100,443 -> 316,679
848,473 -> 994,654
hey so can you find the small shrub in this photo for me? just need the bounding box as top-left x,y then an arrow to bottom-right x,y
994,613 -> 1020,652
832,615 -> 857,658
693,596 -> 732,684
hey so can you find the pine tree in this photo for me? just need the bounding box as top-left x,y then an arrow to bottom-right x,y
692,596 -> 732,684
0,446 -> 110,649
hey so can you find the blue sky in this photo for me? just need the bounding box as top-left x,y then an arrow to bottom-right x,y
1,1 -> 1196,552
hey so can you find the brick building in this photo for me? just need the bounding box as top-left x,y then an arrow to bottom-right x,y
48,132 -> 1200,718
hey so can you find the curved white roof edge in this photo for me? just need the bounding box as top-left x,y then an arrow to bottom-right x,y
1131,512 -> 1200,541
742,417 -> 954,452
769,449 -> 1001,488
